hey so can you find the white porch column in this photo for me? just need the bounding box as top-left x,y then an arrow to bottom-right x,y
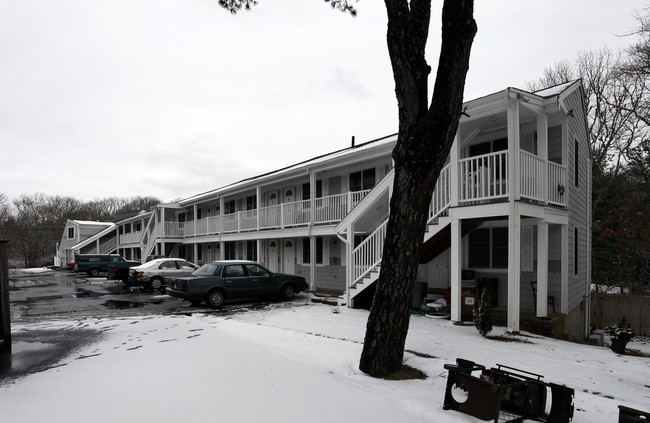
536,221 -> 549,317
345,222 -> 355,307
561,224 -> 569,314
310,171 -> 316,224
450,133 -> 460,208
192,204 -> 197,236
193,243 -> 198,263
508,101 -> 521,201
310,236 -> 316,291
507,203 -> 521,332
450,212 -> 462,323
219,198 -> 225,234
256,186 -> 262,230
507,100 -> 522,332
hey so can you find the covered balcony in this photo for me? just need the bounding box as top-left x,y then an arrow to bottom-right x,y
154,190 -> 371,239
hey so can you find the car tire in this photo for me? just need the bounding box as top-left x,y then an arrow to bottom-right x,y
280,284 -> 295,301
89,268 -> 99,277
205,289 -> 225,308
150,277 -> 164,290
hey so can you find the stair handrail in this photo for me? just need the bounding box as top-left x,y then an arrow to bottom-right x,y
141,212 -> 157,258
350,164 -> 452,288
99,236 -> 117,254
427,163 -> 451,224
351,219 -> 388,286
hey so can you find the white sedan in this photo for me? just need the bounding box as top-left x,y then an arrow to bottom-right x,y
128,258 -> 198,290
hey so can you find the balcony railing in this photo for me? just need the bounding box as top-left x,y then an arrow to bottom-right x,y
149,152 -> 566,243
118,231 -> 143,245
459,151 -> 566,206
459,151 -> 509,203
154,191 -> 371,239
350,153 -> 567,288
548,161 -> 567,206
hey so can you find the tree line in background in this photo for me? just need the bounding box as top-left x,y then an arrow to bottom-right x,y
0,193 -> 160,268
527,8 -> 649,295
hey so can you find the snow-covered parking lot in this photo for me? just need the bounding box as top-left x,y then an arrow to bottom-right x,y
1,297 -> 649,422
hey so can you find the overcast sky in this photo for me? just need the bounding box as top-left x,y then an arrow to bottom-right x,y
1,0 -> 647,203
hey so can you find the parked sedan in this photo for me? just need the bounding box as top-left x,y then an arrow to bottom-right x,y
128,258 -> 198,290
166,260 -> 309,308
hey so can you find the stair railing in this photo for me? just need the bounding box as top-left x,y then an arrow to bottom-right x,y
350,164 -> 452,288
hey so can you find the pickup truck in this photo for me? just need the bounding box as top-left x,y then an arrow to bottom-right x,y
107,259 -> 141,282
74,254 -> 139,278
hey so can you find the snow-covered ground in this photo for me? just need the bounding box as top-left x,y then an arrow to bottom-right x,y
1,297 -> 648,422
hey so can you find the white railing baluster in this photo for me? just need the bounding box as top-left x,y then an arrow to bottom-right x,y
351,220 -> 388,286
548,161 -> 567,206
459,151 -> 509,203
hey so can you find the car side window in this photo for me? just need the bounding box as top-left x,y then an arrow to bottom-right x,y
160,261 -> 177,269
178,261 -> 195,269
223,265 -> 245,278
245,264 -> 270,277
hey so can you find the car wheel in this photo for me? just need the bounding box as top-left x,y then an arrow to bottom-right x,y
280,284 -> 295,301
89,268 -> 99,277
150,277 -> 164,290
205,289 -> 225,308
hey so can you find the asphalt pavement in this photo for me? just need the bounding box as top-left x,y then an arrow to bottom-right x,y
2,268 -> 201,385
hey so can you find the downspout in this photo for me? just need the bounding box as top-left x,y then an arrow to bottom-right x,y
585,141 -> 593,339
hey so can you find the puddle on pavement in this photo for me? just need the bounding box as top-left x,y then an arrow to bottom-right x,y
0,329 -> 104,384
74,284 -> 135,298
102,299 -> 147,309
75,288 -> 103,298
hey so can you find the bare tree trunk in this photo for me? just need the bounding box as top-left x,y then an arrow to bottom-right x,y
359,0 -> 476,377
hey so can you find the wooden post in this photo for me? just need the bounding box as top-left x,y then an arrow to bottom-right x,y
0,239 -> 11,355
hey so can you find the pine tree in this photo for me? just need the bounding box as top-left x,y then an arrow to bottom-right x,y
473,288 -> 493,336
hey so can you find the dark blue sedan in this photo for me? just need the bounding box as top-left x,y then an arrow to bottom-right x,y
166,260 -> 309,308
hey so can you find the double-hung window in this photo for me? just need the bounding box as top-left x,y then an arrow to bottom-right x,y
468,228 -> 508,269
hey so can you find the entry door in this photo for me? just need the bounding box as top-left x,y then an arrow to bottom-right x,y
268,241 -> 278,273
284,188 -> 294,203
283,240 -> 294,274
267,192 -> 279,228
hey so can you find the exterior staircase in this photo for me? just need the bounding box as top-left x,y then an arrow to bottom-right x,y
343,163 -> 451,301
348,214 -> 452,301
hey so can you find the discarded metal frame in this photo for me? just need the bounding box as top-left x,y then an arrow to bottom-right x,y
618,405 -> 650,423
442,358 -> 575,423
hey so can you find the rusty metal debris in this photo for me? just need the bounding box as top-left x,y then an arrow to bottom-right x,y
442,358 -> 575,422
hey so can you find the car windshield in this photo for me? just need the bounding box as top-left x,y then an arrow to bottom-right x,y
193,263 -> 219,276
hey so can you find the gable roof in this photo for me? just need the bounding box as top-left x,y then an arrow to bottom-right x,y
174,80 -> 585,207
177,133 -> 397,205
